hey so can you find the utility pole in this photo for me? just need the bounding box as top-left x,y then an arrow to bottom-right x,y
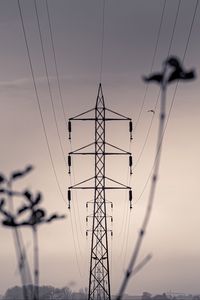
68,83 -> 133,300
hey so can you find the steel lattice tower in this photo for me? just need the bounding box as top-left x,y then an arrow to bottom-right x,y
68,84 -> 133,300
89,85 -> 110,300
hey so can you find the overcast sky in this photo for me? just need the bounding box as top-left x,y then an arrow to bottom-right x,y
0,0 -> 200,297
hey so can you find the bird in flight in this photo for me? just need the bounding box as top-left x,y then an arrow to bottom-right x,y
147,109 -> 155,114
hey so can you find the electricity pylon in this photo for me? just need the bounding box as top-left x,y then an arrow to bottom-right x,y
68,83 -> 133,300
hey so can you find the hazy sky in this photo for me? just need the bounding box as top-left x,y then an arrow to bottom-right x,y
0,0 -> 200,296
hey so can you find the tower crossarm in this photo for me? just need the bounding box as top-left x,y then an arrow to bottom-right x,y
69,108 -> 131,121
69,108 -> 95,120
69,176 -> 131,190
69,141 -> 131,156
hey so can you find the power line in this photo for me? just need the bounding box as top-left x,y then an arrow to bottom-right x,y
133,0 -> 182,170
98,0 -> 133,277
119,0 -> 167,273
116,140 -> 132,267
122,209 -> 131,271
17,0 -> 66,204
100,0 -> 106,83
134,0 -> 167,132
119,0 -> 199,288
182,0 -> 199,61
69,174 -> 85,278
33,0 -> 66,165
45,0 -> 86,273
105,0 -> 134,263
69,145 -> 85,238
110,235 -> 113,288
69,163 -> 85,260
120,149 -> 133,269
45,0 -> 66,120
116,140 -> 131,239
45,0 -> 84,237
69,210 -> 83,278
135,0 -> 199,204
117,35 -> 197,300
119,171 -> 132,264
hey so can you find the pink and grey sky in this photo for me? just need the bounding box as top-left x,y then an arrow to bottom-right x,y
0,0 -> 200,296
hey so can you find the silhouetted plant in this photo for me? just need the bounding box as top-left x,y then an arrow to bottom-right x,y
17,190 -> 65,300
0,166 -> 34,300
0,166 -> 66,300
117,56 -> 196,299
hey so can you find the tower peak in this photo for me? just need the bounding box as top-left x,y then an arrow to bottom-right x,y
96,83 -> 105,108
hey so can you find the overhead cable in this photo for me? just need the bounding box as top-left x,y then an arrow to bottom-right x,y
133,0 -> 182,170
17,0 -> 66,203
33,0 -> 66,164
135,0 -> 199,203
45,0 -> 86,273
100,0 -> 106,83
134,0 -> 167,132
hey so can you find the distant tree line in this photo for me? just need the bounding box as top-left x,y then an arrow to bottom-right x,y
2,287 -> 200,300
2,285 -> 87,300
141,292 -> 200,300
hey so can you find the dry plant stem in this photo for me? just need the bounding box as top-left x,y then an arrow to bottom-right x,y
13,230 -> 29,300
132,254 -> 152,277
117,79 -> 167,300
8,181 -> 29,300
33,226 -> 39,300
